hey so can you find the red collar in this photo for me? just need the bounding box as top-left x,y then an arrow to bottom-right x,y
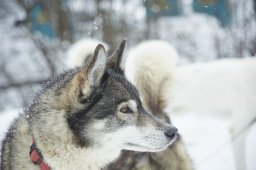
30,138 -> 50,170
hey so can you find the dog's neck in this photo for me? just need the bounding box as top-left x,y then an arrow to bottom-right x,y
42,142 -> 121,169
29,110 -> 121,169
32,129 -> 121,169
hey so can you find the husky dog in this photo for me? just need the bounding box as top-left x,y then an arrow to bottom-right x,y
1,41 -> 178,170
66,39 -> 109,68
66,39 -> 193,169
106,40 -> 192,170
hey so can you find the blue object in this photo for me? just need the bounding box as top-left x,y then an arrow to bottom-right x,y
193,0 -> 231,27
30,3 -> 55,38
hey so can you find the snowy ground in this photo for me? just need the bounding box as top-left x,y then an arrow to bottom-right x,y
0,109 -> 255,170
171,112 -> 256,170
0,109 -> 21,140
172,113 -> 235,170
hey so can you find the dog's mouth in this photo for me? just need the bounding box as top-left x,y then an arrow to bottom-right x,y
125,143 -> 164,151
124,139 -> 175,152
122,128 -> 178,152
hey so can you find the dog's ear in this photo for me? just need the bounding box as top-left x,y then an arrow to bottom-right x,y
72,44 -> 107,100
87,44 -> 107,87
107,40 -> 126,69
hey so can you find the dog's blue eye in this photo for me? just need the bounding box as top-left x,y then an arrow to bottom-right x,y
120,106 -> 133,114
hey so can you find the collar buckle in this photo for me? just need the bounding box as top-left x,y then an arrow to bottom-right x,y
29,138 -> 50,170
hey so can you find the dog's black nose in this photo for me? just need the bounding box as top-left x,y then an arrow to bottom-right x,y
164,127 -> 178,139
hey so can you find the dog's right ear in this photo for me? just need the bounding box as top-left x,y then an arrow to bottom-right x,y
107,40 -> 126,69
72,44 -> 107,100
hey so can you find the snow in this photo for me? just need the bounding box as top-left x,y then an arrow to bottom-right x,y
246,123 -> 256,170
171,113 -> 236,170
0,109 -> 20,141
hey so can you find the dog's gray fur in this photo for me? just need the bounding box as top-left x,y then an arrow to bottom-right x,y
1,41 -> 178,170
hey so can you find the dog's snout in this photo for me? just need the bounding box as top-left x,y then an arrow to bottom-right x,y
164,127 -> 178,138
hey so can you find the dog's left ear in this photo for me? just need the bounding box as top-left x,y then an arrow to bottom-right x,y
87,44 -> 107,87
70,44 -> 106,102
107,40 -> 126,69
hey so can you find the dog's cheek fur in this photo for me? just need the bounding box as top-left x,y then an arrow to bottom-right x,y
84,113 -> 137,146
67,113 -> 92,146
67,109 -> 116,146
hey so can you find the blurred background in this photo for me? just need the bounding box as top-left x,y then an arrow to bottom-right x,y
0,0 -> 255,110
0,0 -> 255,170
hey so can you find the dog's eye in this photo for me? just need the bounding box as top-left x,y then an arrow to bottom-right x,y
120,106 -> 133,114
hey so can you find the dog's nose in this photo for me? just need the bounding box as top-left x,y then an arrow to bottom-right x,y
164,127 -> 178,139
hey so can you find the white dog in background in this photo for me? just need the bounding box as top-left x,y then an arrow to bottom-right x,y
171,57 -> 256,170
125,40 -> 256,170
125,40 -> 178,110
66,39 -> 109,67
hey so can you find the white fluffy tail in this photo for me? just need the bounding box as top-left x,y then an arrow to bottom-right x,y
125,40 -> 178,112
66,39 -> 108,67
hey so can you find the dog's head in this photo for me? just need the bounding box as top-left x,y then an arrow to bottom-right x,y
66,40 -> 177,152
32,40 -> 177,152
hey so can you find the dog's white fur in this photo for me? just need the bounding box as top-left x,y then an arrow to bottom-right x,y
125,40 -> 178,84
125,40 -> 256,170
125,40 -> 178,110
170,57 -> 256,170
171,58 -> 256,129
66,39 -> 109,68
